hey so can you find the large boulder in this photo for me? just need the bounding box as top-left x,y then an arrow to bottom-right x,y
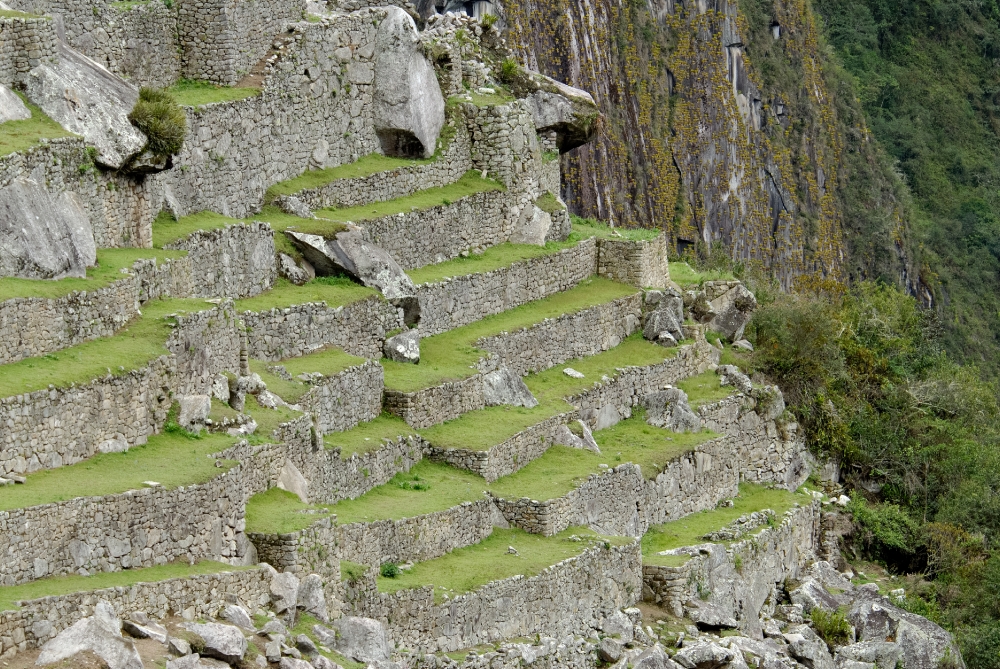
384,329 -> 420,364
285,229 -> 415,301
23,44 -> 147,169
482,366 -> 538,408
0,178 -> 95,279
0,83 -> 30,122
297,573 -> 328,622
373,6 -> 445,157
516,70 -> 600,152
181,622 -> 248,664
784,624 -> 836,669
315,617 -> 391,663
644,290 -> 685,345
644,388 -> 700,432
270,570 -> 301,614
36,601 -> 143,669
509,204 -> 552,246
277,459 -> 309,503
674,642 -> 734,669
847,591 -> 964,669
708,284 -> 758,342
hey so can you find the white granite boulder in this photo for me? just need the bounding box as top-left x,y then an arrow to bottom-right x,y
36,601 -> 143,669
709,283 -> 757,342
509,204 -> 552,246
315,616 -> 391,663
0,83 -> 30,122
384,329 -> 421,364
181,622 -> 248,664
644,388 -> 700,432
482,366 -> 538,408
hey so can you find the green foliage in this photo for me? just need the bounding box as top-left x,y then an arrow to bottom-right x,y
960,623 -> 1000,669
233,277 -> 375,314
479,12 -> 498,29
498,57 -> 520,83
810,608 -> 853,650
128,87 -> 186,159
379,562 -> 401,578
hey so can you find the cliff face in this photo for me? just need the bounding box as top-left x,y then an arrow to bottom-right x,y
501,0 -> 912,289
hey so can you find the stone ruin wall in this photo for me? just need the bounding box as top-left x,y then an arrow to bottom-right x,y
163,222 -> 277,299
299,360 -> 385,433
597,233 -> 671,289
0,14 -> 57,87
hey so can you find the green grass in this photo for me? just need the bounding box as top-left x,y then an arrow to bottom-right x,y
535,192 -> 566,214
166,79 -> 260,108
0,91 -> 75,157
152,210 -> 242,248
0,248 -> 187,301
676,371 -> 735,409
331,460 -> 487,524
245,487 -> 332,535
668,262 -> 735,287
0,298 -> 212,398
569,215 -> 661,242
311,171 -> 503,227
641,483 -> 808,566
234,277 -> 375,313
0,8 -> 42,17
0,560 -> 250,612
251,205 -> 347,260
382,276 -> 637,392
247,347 -> 363,404
324,414 -> 418,458
407,238 -> 580,285
339,560 -> 367,582
0,427 -> 237,512
449,89 -> 515,107
266,153 -> 435,199
377,527 -> 628,602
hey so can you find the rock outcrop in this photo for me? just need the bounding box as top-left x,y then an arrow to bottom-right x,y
0,83 -> 30,122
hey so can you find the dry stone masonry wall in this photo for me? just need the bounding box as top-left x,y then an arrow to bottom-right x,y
163,222 -> 277,299
0,14 -> 57,86
597,234 -> 671,288
299,360 -> 384,434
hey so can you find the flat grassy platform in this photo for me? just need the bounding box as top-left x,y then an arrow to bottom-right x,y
323,413 -> 418,458
377,527 -> 630,602
152,210 -> 241,249
0,92 -> 74,157
233,277 -> 375,314
0,428 -> 237,512
676,371 -> 735,409
382,276 -> 637,393
408,239 -> 578,286
570,215 -> 661,242
166,79 -> 260,108
668,262 -> 735,286
245,487 -> 332,535
0,297 -> 214,398
641,483 -> 808,567
0,248 -> 187,302
450,89 -> 515,107
0,560 -> 252,612
266,153 -> 434,200
417,334 -> 670,451
310,171 -> 503,227
247,346 -> 364,404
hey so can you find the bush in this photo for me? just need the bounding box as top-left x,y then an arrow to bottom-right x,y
128,87 -> 186,159
379,562 -> 400,579
810,608 -> 853,650
848,496 -> 922,570
480,12 -> 498,29
960,623 -> 1000,669
497,57 -> 519,83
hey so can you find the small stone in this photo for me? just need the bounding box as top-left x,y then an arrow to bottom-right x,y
563,367 -> 585,379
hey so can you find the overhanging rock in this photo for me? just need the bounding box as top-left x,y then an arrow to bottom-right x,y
516,70 -> 601,152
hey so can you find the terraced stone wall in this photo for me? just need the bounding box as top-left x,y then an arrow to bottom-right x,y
0,14 -> 57,86
176,0 -> 305,86
383,374 -> 485,429
597,234 -> 671,289
163,12 -> 384,218
463,100 -> 540,191
0,304 -> 242,479
643,501 -> 822,626
299,361 -> 384,434
344,541 -> 642,653
293,122 -> 474,211
0,567 -> 271,657
164,222 -> 277,299
241,294 -> 402,361
0,138 -> 162,248
414,239 -> 597,336
362,189 -> 513,269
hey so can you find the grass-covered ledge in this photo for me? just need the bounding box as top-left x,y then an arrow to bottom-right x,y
233,277 -> 376,314
166,79 -> 261,108
247,346 -> 365,404
266,153 -> 436,200
0,92 -> 75,157
323,414 -> 418,458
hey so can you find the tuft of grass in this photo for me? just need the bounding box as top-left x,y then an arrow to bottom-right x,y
377,527 -> 629,602
382,276 -> 637,393
497,57 -> 520,83
569,215 -> 661,242
166,79 -> 260,108
641,484 -> 808,566
245,487 -> 332,535
667,262 -> 735,287
266,153 -> 435,199
810,607 -> 853,650
0,560 -> 250,612
233,277 -> 375,313
0,248 -> 186,301
311,171 -> 503,226
676,371 -> 735,409
339,560 -> 367,582
406,238 -> 582,286
152,209 -> 241,248
128,87 -> 186,159
0,297 -> 213,398
0,427 -> 237,512
0,91 -> 75,157
323,413 -> 417,458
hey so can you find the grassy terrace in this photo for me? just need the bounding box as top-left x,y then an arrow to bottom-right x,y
309,171 -> 503,227
677,371 -> 736,409
569,215 -> 661,242
234,276 -> 375,313
248,346 -> 365,404
382,276 -> 637,392
166,79 -> 260,108
378,527 -> 630,602
0,248 -> 187,301
641,483 -> 809,567
0,560 -> 251,612
0,428 -> 238,512
668,261 -> 735,286
417,334 -> 671,451
0,297 -> 213,398
324,413 -> 418,458
0,91 -> 75,157
266,153 -> 435,200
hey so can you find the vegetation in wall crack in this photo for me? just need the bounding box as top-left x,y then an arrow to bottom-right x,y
809,608 -> 853,651
128,87 -> 186,160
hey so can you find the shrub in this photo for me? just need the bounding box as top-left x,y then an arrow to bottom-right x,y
960,623 -> 1000,669
128,87 -> 186,159
498,57 -> 519,83
810,608 -> 852,650
480,12 -> 498,29
380,562 -> 400,579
